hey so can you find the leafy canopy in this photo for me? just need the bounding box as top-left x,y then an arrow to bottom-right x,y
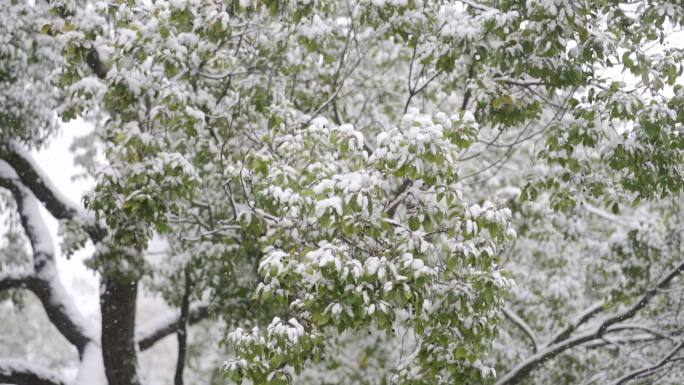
16,0 -> 684,384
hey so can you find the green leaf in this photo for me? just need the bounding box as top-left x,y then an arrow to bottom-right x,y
408,217 -> 421,231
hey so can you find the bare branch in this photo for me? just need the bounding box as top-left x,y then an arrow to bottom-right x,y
496,261 -> 684,385
137,302 -> 210,351
610,341 -> 684,385
605,323 -> 676,342
0,359 -> 68,385
597,262 -> 684,336
495,78 -> 547,88
495,330 -> 599,385
583,203 -> 635,227
503,307 -> 539,353
584,334 -> 661,349
385,178 -> 413,218
546,301 -> 605,347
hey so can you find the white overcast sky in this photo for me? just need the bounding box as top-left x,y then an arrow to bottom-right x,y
32,119 -> 101,318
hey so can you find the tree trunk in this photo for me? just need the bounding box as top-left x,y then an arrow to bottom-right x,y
101,277 -> 141,385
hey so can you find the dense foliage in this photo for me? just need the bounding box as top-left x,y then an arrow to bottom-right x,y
1,1 -> 684,385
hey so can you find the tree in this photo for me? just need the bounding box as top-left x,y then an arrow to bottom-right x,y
1,1 -> 683,385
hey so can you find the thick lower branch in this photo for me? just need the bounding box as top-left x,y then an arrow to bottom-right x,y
0,360 -> 68,385
0,145 -> 106,242
0,271 -> 35,293
0,145 -> 78,220
31,274 -> 93,355
0,171 -> 94,354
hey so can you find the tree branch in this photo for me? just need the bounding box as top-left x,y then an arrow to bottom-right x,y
385,178 -> 413,218
0,359 -> 68,385
0,144 -> 80,219
605,323 -> 676,342
496,261 -> 684,385
584,334 -> 661,349
545,301 -> 605,347
137,302 -> 210,351
503,307 -> 538,353
0,161 -> 95,355
597,262 -> 684,336
610,341 -> 684,385
0,271 -> 36,293
459,0 -> 497,12
0,143 -> 105,242
460,64 -> 475,112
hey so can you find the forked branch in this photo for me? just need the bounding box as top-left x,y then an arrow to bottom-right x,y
496,261 -> 684,385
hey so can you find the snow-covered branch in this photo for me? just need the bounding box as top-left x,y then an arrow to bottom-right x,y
0,359 -> 68,385
584,334 -> 661,349
0,144 -> 105,241
0,271 -> 35,293
597,261 -> 684,335
545,301 -> 605,347
605,323 -> 676,342
459,0 -> 497,13
582,203 -> 635,227
610,341 -> 684,385
0,160 -> 96,355
1,143 -> 84,220
496,261 -> 684,385
503,307 -> 538,352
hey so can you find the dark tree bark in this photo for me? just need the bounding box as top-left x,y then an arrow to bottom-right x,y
137,303 -> 210,351
0,272 -> 35,293
86,47 -> 109,80
0,361 -> 68,385
174,268 -> 193,385
101,277 -> 141,385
